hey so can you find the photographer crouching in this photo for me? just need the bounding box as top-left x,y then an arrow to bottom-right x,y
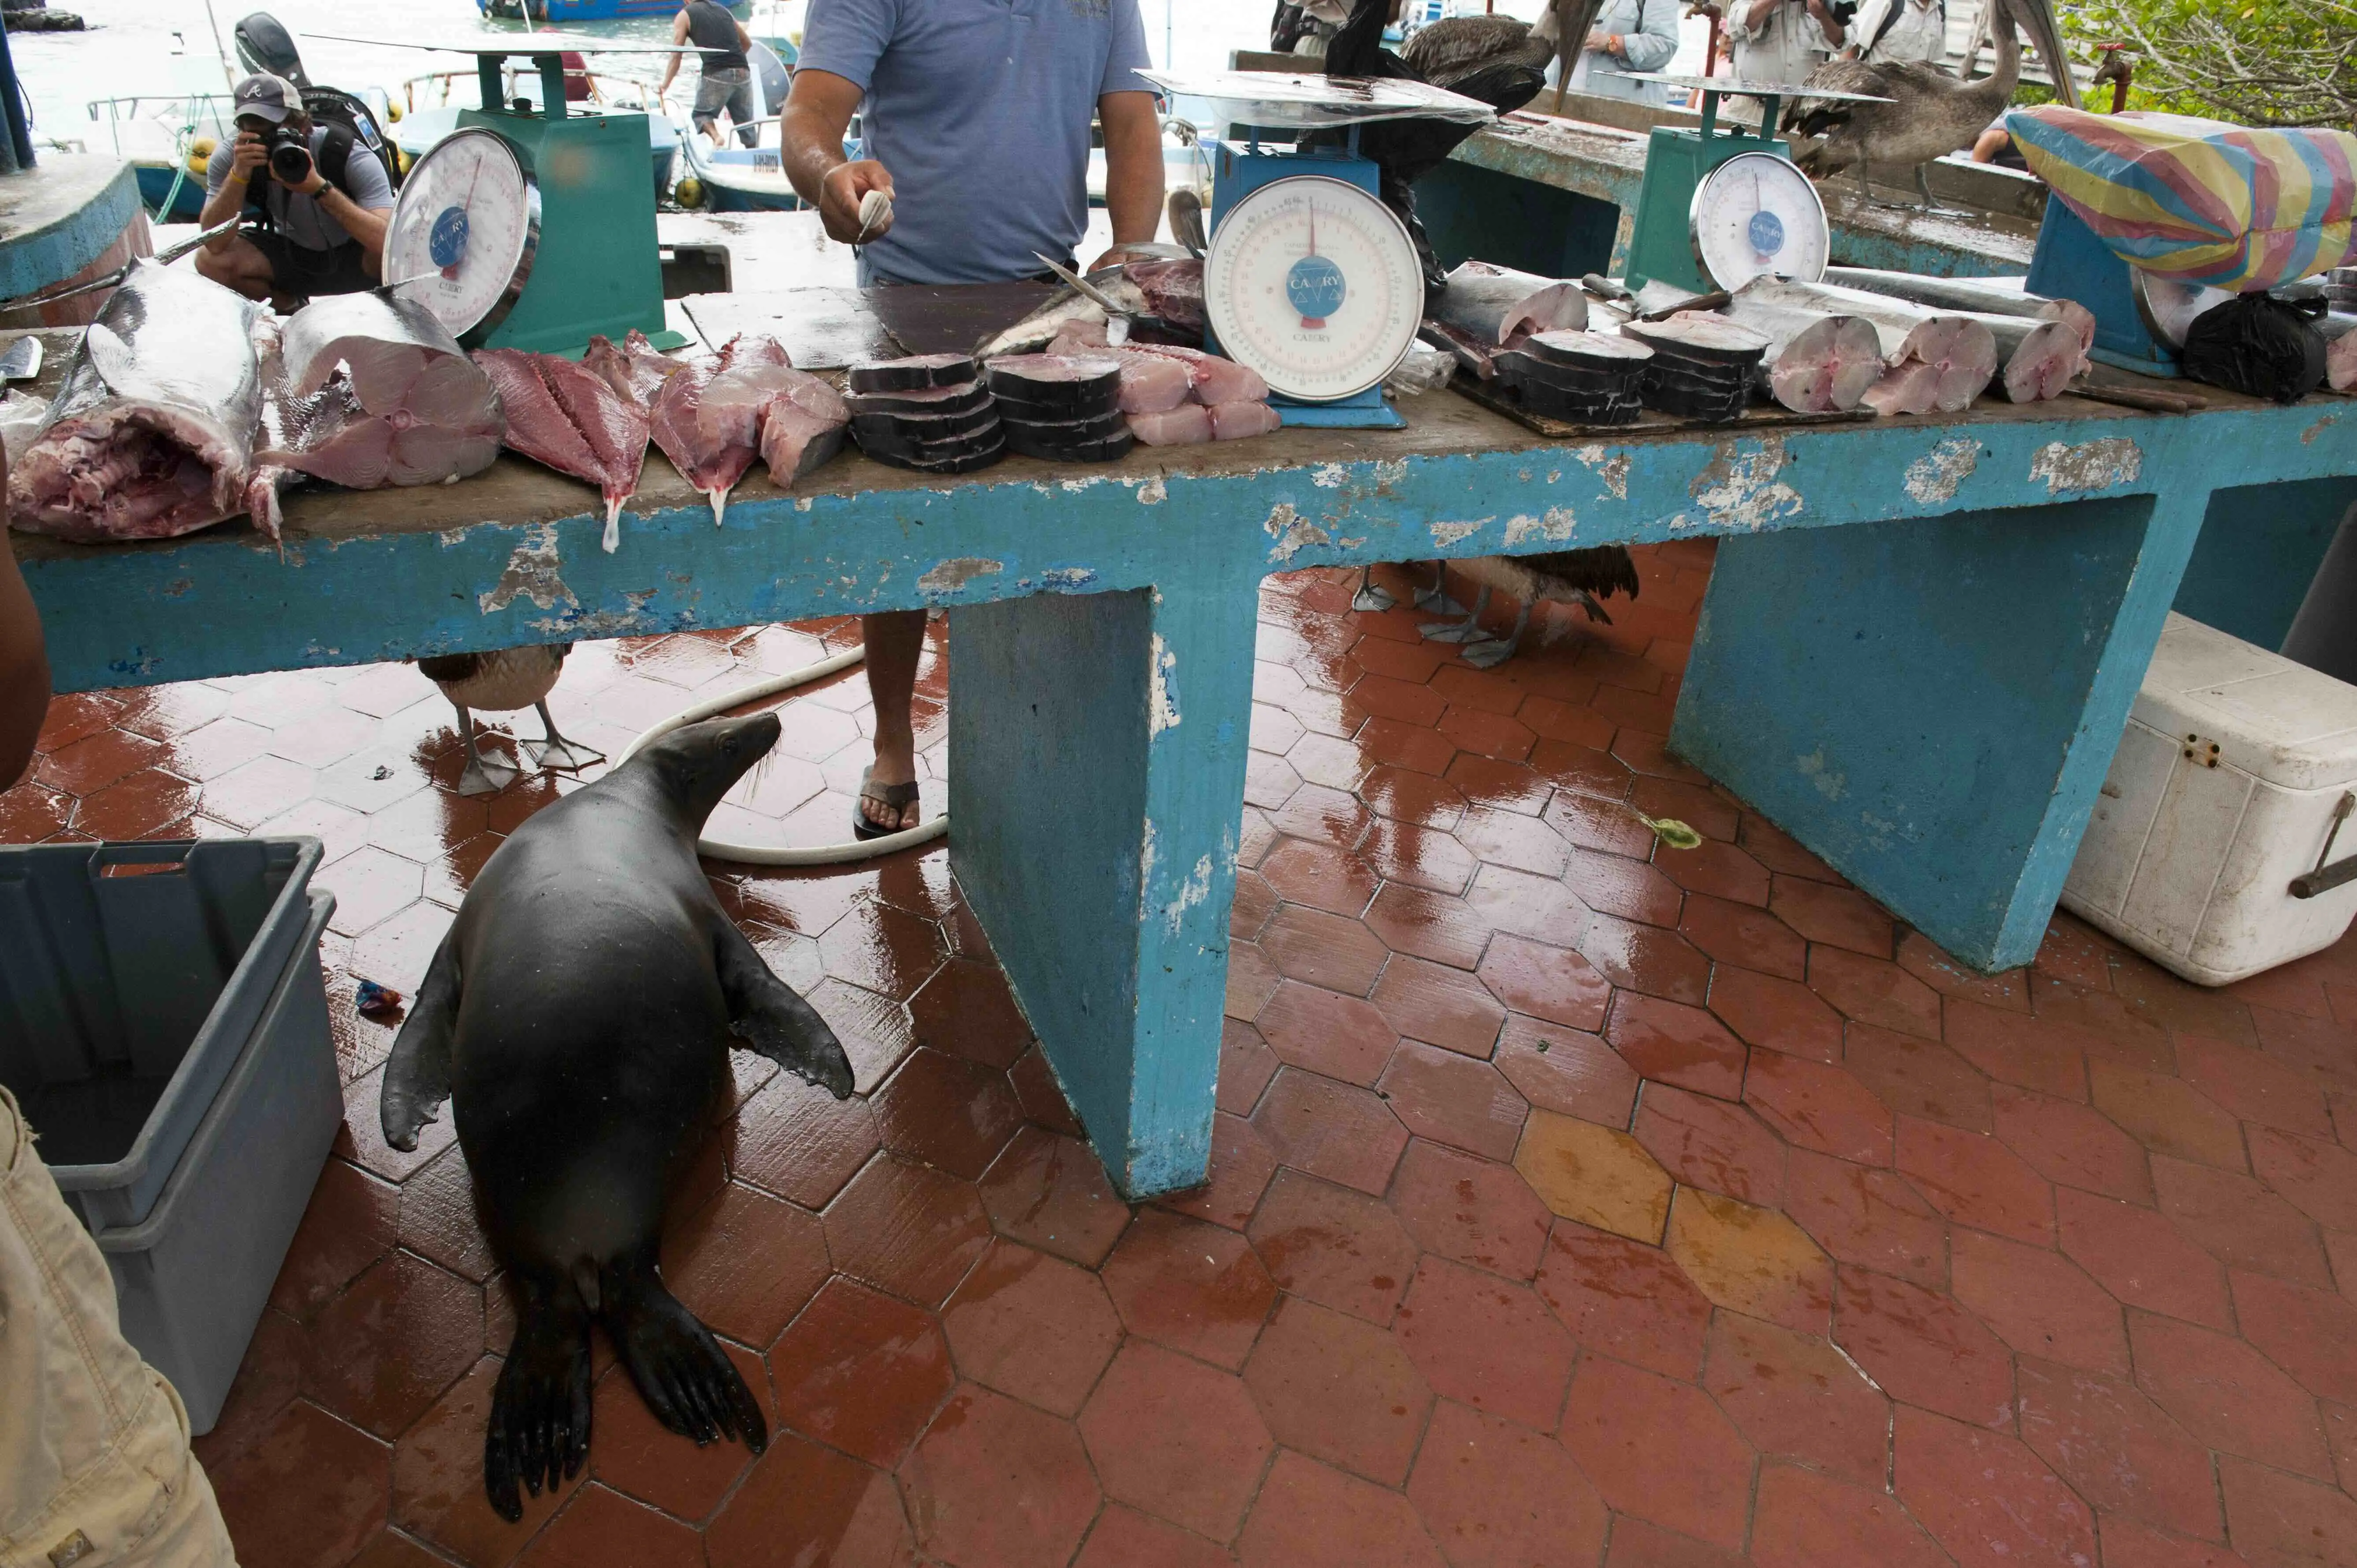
195,73 -> 394,308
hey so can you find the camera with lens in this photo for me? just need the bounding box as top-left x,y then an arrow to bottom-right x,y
264,124 -> 313,185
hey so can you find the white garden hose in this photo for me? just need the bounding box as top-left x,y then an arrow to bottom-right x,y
616,643 -> 950,866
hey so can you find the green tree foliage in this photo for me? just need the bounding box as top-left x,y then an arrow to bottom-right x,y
2065,0 -> 2357,125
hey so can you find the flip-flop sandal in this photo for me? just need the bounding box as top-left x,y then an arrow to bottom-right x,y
854,766 -> 921,841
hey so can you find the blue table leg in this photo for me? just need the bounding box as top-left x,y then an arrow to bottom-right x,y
1671,489 -> 2209,973
2170,476 -> 2357,652
947,584 -> 1258,1197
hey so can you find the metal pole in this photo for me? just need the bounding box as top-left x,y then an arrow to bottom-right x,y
199,0 -> 235,90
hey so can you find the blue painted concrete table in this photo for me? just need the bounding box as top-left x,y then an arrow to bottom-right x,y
18,384 -> 2355,1195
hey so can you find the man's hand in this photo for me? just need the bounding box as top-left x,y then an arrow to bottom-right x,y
819,160 -> 894,244
1586,30 -> 1612,50
230,131 -> 268,183
283,160 -> 327,197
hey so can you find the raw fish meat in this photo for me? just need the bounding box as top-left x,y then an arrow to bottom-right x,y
757,374 -> 852,487
1717,294 -> 1884,412
649,334 -> 805,525
1127,404 -> 1214,445
1862,360 -> 1947,417
584,329 -> 681,409
1208,401 -> 1283,440
248,292 -> 503,535
1121,343 -> 1269,405
1125,259 -> 1205,331
475,348 -> 651,553
277,290 -> 499,427
11,261 -> 263,543
1437,260 -> 1587,346
1419,318 -> 1505,379
1735,278 -> 1997,412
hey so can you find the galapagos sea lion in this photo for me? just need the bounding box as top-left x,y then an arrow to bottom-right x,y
379,710 -> 854,1520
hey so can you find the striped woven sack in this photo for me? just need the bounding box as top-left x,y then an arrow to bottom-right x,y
2005,105 -> 2357,292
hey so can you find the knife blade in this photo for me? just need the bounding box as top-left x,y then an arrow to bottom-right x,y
0,336 -> 42,382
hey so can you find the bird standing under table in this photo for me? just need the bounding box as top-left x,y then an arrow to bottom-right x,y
417,645 -> 605,796
1417,545 -> 1643,668
1780,0 -> 2079,211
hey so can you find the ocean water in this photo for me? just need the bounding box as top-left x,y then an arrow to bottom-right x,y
11,0 -> 1339,152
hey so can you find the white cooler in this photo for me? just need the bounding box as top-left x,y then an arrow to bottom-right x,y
2063,613 -> 2357,985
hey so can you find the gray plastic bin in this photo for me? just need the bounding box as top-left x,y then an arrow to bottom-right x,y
94,889 -> 341,1434
0,836 -> 324,1229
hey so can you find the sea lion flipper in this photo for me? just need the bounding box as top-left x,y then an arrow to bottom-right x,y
381,932 -> 462,1151
713,920 -> 857,1100
605,1269 -> 768,1455
485,1288 -> 593,1522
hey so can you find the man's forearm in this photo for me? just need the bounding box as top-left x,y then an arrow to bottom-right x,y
1100,102 -> 1165,246
781,105 -> 846,206
198,176 -> 247,245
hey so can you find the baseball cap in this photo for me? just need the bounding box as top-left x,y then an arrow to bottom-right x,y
232,72 -> 298,124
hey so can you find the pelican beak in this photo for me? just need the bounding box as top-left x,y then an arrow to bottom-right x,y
2011,0 -> 2081,109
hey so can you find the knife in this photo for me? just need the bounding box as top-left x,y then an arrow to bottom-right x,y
1032,251 -> 1129,315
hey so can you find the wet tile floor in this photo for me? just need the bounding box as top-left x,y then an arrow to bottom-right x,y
9,545 -> 2357,1568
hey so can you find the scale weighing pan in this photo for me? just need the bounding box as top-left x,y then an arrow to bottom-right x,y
310,31 -> 700,356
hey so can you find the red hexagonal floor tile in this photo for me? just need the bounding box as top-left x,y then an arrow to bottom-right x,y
1559,1355 -> 1758,1552
1393,1255 -> 1575,1433
1244,1295 -> 1432,1484
902,1383 -> 1100,1568
1080,1341 -> 1275,1542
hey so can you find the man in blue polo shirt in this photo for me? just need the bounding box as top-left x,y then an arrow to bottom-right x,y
782,0 -> 1165,835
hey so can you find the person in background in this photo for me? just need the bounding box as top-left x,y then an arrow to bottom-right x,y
1840,0 -> 1944,63
0,455 -> 240,1567
1562,0 -> 1683,106
195,72 -> 393,308
1971,117 -> 2030,168
779,0 -> 1164,836
660,0 -> 760,149
1725,0 -> 1843,83
561,49 -> 599,104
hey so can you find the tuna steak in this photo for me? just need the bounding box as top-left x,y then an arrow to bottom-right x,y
1437,260 -> 1588,346
10,262 -> 263,543
474,348 -> 652,553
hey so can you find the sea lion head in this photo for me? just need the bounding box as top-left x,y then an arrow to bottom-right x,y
632,710 -> 783,820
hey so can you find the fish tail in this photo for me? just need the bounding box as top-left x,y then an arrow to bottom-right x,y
708,488 -> 728,528
603,498 -> 622,554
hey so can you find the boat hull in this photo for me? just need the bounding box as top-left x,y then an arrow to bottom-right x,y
133,163 -> 207,222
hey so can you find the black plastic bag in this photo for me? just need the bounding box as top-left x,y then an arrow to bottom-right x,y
2182,292 -> 2329,403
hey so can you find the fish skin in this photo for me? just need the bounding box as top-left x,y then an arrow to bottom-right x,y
975,268 -> 1150,359
9,261 -> 263,543
475,348 -> 650,552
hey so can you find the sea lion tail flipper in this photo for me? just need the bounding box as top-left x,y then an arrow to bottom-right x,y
485,1290 -> 592,1523
382,933 -> 462,1151
714,920 -> 856,1100
603,1267 -> 767,1455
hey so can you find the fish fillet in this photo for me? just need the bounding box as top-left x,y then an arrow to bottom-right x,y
759,374 -> 852,487
1127,404 -> 1214,446
475,348 -> 650,552
10,261 -> 262,543
584,328 -> 681,409
1208,401 -> 1283,440
1121,343 -> 1269,406
650,334 -> 808,524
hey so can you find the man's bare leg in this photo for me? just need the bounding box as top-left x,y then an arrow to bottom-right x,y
193,233 -> 277,302
860,610 -> 927,832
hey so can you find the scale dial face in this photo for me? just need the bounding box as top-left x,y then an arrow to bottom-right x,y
1205,175 -> 1424,403
385,128 -> 540,343
1689,151 -> 1830,292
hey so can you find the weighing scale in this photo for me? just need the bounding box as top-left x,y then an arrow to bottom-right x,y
2026,198 -> 2181,376
305,32 -> 698,355
1141,71 -> 1494,429
1609,72 -> 1884,296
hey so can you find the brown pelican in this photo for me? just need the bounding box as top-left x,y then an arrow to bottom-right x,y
1781,0 -> 2078,209
1401,2 -> 1569,89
